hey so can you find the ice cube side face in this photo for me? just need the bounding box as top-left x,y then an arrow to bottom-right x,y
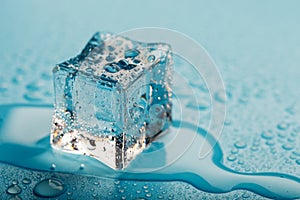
51,32 -> 172,169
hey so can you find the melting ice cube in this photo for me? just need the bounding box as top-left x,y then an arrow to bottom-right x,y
51,32 -> 173,169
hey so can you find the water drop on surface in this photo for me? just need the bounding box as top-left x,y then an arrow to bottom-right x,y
8,196 -> 22,200
6,184 -> 22,195
261,131 -> 274,140
104,64 -> 120,73
50,163 -> 56,170
214,90 -> 229,103
22,178 -> 31,185
277,122 -> 289,130
124,49 -> 140,58
80,164 -> 85,170
227,155 -> 237,162
33,178 -> 66,198
282,144 -> 293,151
23,91 -> 43,102
234,141 -> 247,149
147,55 -> 155,62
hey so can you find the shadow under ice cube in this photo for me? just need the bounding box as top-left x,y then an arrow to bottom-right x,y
51,32 -> 173,169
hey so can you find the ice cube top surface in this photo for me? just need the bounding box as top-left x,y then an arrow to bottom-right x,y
51,32 -> 172,170
54,32 -> 171,89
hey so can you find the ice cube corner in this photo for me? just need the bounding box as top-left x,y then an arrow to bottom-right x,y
51,32 -> 173,169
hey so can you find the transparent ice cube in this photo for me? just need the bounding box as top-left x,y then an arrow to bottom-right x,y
51,32 -> 173,169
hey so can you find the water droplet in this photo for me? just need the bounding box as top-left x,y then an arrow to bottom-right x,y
227,155 -> 237,162
0,82 -> 8,93
147,55 -> 155,62
80,164 -> 85,169
23,91 -> 43,102
251,146 -> 259,152
33,178 -> 66,198
105,54 -> 116,62
124,49 -> 140,58
8,196 -> 22,200
261,131 -> 274,140
50,163 -> 56,170
26,81 -> 43,91
234,141 -> 247,149
282,144 -> 293,151
22,178 -> 31,185
214,90 -> 227,103
104,63 -> 120,73
266,140 -> 275,146
6,184 -> 22,195
186,99 -> 210,110
277,122 -> 289,130
146,193 -> 152,197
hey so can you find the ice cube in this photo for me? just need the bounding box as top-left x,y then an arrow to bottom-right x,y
51,32 -> 173,169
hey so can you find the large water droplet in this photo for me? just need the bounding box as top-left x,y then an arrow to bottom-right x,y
33,178 -> 66,198
6,184 -> 22,195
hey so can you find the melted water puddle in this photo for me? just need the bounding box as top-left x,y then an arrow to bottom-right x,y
0,104 -> 299,199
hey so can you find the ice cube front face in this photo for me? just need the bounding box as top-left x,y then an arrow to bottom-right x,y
51,32 -> 172,169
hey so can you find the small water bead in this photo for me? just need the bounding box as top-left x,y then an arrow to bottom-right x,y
6,184 -> 22,195
105,54 -> 116,62
234,141 -> 247,149
50,163 -> 56,170
261,131 -> 274,140
80,164 -> 85,170
227,155 -> 237,162
250,146 -> 259,152
282,144 -> 294,151
0,82 -> 9,93
277,122 -> 289,130
104,64 -> 120,73
23,91 -> 43,102
292,151 -> 300,157
33,178 -> 66,198
277,132 -> 286,138
231,148 -> 239,154
266,140 -> 275,146
8,196 -> 22,200
145,193 -> 152,198
124,49 -> 140,58
147,55 -> 155,62
22,178 -> 31,185
214,90 -> 230,104
26,81 -> 43,91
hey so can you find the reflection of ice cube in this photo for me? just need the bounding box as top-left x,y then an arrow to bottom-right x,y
51,32 -> 173,169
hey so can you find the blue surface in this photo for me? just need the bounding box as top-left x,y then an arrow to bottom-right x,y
0,0 -> 300,199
